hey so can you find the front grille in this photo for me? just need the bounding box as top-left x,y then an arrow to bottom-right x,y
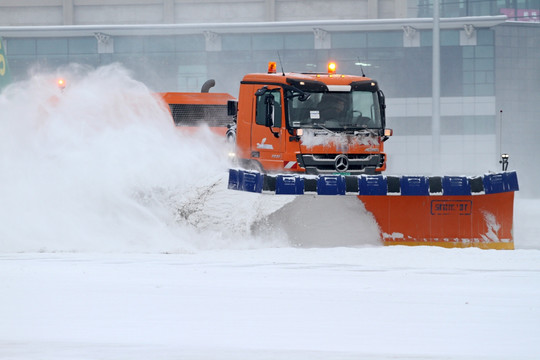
311,154 -> 373,161
169,104 -> 230,127
298,153 -> 381,175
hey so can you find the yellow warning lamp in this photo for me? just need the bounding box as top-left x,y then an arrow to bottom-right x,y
268,61 -> 277,74
328,62 -> 337,74
57,78 -> 66,89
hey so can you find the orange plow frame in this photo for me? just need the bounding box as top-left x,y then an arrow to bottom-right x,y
359,191 -> 515,250
228,170 -> 519,250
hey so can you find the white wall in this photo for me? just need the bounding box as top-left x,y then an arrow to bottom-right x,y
0,0 -> 408,26
385,96 -> 500,176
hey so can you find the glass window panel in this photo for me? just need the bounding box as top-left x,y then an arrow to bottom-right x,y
420,30 -> 432,47
36,38 -> 67,55
68,38 -> 97,55
475,71 -> 487,83
6,56 -> 38,80
254,50 -> 282,65
146,36 -> 175,53
7,39 -> 35,55
37,55 -> 68,69
285,34 -> 313,50
463,84 -> 475,96
475,45 -> 494,58
463,116 -> 476,134
475,83 -> 494,96
255,89 -> 281,127
367,48 -> 404,60
176,52 -> 207,65
282,49 -> 316,62
441,116 -> 464,135
367,32 -> 402,47
176,36 -> 205,52
115,37 -> 144,53
252,34 -> 284,50
441,30 -> 459,46
476,29 -> 494,45
463,58 -> 475,71
462,46 -> 475,58
99,53 -> 113,65
222,34 -> 251,51
475,58 -> 494,71
68,54 -> 100,66
474,115 -> 496,134
441,46 -> 463,96
208,50 -> 250,63
111,53 -> 145,67
463,71 -> 475,84
332,32 -> 367,48
385,116 -> 431,135
458,116 -> 496,135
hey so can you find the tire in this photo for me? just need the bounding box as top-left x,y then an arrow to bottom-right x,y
241,159 -> 264,173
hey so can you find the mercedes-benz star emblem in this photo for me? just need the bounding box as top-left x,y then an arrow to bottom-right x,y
334,154 -> 349,172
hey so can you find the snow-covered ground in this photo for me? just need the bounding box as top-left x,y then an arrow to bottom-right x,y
1,65 -> 539,359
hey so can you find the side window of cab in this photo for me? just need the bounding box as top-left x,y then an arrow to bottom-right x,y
255,89 -> 282,127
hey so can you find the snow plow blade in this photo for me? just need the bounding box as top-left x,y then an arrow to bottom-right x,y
228,170 -> 519,250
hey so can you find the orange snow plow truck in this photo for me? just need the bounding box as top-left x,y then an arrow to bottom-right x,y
161,62 -> 391,175
160,62 -> 519,250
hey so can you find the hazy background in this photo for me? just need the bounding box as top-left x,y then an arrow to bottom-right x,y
1,5 -> 539,358
0,0 -> 539,196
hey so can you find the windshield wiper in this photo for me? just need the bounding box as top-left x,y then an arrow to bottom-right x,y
312,123 -> 338,135
354,128 -> 378,137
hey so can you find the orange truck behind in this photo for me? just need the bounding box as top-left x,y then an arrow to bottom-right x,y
159,88 -> 235,137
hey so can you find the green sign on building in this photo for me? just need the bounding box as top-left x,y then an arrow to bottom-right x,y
0,37 -> 11,90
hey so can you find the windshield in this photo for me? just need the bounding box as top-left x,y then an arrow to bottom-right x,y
287,90 -> 382,130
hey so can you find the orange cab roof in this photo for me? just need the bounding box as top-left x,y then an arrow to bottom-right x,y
241,72 -> 372,86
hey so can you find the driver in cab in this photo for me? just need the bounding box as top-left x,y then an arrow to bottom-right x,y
318,94 -> 348,126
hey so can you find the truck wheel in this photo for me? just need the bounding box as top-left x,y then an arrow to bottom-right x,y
247,160 -> 264,173
226,131 -> 236,143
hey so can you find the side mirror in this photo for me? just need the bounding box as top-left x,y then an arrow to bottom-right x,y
255,86 -> 269,96
227,100 -> 238,116
264,94 -> 275,127
378,89 -> 386,108
378,89 -> 387,128
264,93 -> 280,138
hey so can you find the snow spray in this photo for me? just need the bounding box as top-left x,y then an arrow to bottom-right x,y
0,64 -> 290,252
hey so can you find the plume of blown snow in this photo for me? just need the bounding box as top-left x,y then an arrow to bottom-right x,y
0,64 -> 289,253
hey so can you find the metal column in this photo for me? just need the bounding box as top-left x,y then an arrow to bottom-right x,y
432,0 -> 441,173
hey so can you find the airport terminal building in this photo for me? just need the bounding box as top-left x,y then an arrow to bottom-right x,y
1,0 -> 539,193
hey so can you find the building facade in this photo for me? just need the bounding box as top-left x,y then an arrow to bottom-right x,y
1,0 -> 538,26
0,0 -> 409,26
1,0 -> 539,195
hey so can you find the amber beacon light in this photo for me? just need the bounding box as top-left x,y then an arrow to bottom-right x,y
328,62 -> 337,74
267,61 -> 277,74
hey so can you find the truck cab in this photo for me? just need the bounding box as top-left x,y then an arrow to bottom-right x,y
231,62 -> 391,175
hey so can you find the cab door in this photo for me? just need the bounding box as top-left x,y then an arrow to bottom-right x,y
250,87 -> 285,170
